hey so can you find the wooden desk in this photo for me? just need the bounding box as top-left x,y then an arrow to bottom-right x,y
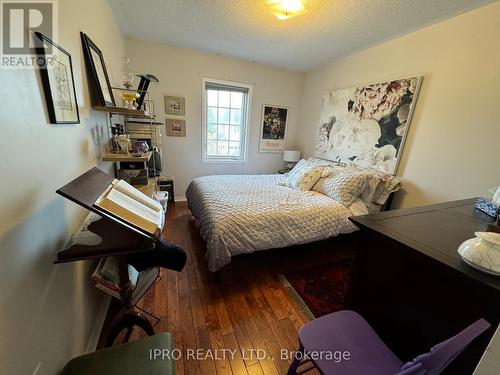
348,198 -> 500,375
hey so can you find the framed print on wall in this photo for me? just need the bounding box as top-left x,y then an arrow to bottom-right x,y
259,105 -> 289,153
166,118 -> 186,137
165,95 -> 185,116
34,32 -> 80,124
314,76 -> 423,174
80,32 -> 115,107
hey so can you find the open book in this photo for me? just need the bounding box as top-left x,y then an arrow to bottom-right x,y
94,179 -> 164,235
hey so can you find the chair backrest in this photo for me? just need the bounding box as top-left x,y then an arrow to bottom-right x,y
396,318 -> 491,375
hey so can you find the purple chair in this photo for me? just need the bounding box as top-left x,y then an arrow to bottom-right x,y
287,310 -> 490,375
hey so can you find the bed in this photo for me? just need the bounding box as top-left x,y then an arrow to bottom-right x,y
186,171 -> 380,272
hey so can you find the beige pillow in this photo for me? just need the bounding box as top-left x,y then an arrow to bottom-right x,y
312,166 -> 369,206
280,163 -> 326,192
346,165 -> 402,206
373,175 -> 401,205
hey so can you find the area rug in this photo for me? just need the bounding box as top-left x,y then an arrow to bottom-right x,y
280,254 -> 353,319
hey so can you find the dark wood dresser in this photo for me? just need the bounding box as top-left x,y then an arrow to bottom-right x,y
348,198 -> 500,375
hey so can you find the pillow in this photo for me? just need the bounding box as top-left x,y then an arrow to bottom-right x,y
346,165 -> 402,207
367,203 -> 383,213
312,166 -> 369,206
360,173 -> 381,205
305,157 -> 339,167
282,159 -> 308,180
280,161 -> 326,192
306,157 -> 343,178
292,166 -> 325,191
373,174 -> 401,205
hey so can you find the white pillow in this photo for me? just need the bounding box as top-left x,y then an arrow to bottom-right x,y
312,166 -> 369,206
280,161 -> 326,192
306,158 -> 342,177
346,165 -> 401,206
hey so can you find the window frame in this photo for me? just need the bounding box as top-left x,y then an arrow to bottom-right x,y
201,77 -> 252,163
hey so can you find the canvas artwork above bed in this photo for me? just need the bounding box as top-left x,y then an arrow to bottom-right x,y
315,76 -> 423,175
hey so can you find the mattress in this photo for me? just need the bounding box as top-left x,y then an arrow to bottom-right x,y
186,174 -> 365,272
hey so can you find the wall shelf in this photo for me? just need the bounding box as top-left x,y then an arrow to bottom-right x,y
101,151 -> 152,162
93,105 -> 153,119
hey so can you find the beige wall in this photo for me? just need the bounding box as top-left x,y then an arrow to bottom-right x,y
297,1 -> 500,208
125,37 -> 304,199
0,0 -> 125,373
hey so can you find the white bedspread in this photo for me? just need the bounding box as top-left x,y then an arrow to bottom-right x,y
186,174 -> 363,272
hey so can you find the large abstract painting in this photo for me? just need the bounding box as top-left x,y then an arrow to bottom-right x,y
315,77 -> 422,174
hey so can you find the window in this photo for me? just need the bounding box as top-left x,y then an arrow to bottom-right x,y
202,78 -> 252,162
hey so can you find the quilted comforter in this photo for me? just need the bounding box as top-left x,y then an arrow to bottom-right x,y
186,174 -> 362,272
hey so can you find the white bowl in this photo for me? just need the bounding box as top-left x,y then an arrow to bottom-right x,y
458,231 -> 500,276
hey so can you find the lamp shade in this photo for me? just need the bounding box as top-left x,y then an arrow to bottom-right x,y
283,150 -> 301,162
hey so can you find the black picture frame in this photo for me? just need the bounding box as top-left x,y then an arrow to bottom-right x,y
34,32 -> 80,124
80,32 -> 115,107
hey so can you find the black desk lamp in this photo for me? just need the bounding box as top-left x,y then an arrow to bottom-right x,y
135,74 -> 159,109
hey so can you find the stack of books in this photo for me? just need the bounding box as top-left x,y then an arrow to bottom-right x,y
92,257 -> 139,299
92,257 -> 160,305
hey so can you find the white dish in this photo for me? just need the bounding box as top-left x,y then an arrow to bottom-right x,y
458,232 -> 500,276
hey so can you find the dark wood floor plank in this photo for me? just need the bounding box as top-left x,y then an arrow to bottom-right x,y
165,269 -> 184,374
259,327 -> 291,375
190,245 -> 222,332
187,237 -> 218,374
261,274 -> 309,331
222,332 -> 248,375
248,282 -> 296,355
246,363 -> 264,375
221,278 -> 280,375
219,279 -> 260,368
209,329 -> 233,375
164,206 -> 186,374
178,269 -> 200,374
279,317 -> 300,349
195,326 -> 218,375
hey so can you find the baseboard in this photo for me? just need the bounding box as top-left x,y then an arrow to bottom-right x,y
85,294 -> 111,353
175,196 -> 187,202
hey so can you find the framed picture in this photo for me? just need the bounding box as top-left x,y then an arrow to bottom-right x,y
34,32 -> 80,124
315,76 -> 423,174
166,118 -> 186,137
259,105 -> 289,153
165,95 -> 185,116
80,32 -> 115,107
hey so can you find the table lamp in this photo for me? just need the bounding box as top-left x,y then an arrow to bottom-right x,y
283,150 -> 301,170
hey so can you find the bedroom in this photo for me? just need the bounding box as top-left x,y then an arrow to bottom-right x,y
0,0 -> 499,374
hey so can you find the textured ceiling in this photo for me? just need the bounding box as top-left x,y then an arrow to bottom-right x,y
108,0 -> 494,71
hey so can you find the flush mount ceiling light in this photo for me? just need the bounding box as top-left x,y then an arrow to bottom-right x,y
265,0 -> 307,20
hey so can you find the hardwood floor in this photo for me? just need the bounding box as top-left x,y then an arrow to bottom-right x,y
108,201 -> 356,374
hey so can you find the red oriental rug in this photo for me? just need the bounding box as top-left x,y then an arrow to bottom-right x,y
280,253 -> 353,318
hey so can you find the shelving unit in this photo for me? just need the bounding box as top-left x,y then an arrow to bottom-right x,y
96,86 -> 163,195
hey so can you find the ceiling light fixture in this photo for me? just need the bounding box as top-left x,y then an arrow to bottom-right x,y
265,0 -> 307,20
